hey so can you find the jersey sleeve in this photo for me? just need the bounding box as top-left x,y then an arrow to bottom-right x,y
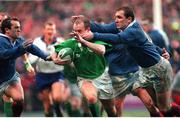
94,40 -> 112,52
0,37 -> 26,60
90,21 -> 119,33
54,38 -> 76,53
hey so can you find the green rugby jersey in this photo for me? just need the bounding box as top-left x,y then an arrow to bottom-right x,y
63,64 -> 77,84
55,38 -> 111,79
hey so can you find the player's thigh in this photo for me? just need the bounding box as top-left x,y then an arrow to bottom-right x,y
80,80 -> 98,99
51,81 -> 65,98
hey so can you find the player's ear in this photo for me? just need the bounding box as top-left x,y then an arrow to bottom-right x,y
5,27 -> 10,34
86,27 -> 90,31
127,16 -> 133,23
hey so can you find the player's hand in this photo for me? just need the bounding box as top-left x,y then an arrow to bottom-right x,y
46,55 -> 52,61
162,48 -> 170,60
53,57 -> 71,65
81,30 -> 94,40
22,39 -> 34,49
71,31 -> 85,43
71,15 -> 85,23
46,53 -> 57,61
25,62 -> 35,76
27,65 -> 35,76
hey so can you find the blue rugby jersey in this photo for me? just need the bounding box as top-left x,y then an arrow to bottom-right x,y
90,22 -> 139,75
0,34 -> 48,84
148,29 -> 167,49
92,21 -> 161,68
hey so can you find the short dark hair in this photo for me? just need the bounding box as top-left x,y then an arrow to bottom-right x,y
73,16 -> 90,29
44,21 -> 55,28
116,6 -> 135,21
1,17 -> 19,34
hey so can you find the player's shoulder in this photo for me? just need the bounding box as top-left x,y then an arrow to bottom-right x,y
55,37 -> 65,43
0,33 -> 8,40
0,33 -> 12,44
34,36 -> 42,41
33,36 -> 44,45
63,38 -> 77,44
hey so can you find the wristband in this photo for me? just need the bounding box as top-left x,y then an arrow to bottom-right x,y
24,61 -> 31,70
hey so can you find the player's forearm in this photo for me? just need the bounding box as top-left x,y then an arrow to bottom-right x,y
26,44 -> 49,60
93,32 -> 121,44
90,21 -> 119,33
81,40 -> 105,55
22,54 -> 33,71
22,54 -> 29,62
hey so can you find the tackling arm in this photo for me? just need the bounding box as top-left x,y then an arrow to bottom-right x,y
73,32 -> 105,55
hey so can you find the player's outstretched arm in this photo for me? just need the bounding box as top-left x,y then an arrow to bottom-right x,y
70,15 -> 118,33
26,44 -> 49,61
72,31 -> 105,55
51,52 -> 71,65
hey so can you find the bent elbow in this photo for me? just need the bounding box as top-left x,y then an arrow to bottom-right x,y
101,49 -> 105,55
98,47 -> 105,55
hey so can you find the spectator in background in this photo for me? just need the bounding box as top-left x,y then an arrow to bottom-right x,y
171,71 -> 180,105
0,0 -> 178,41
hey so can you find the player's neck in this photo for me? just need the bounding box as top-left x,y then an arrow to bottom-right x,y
44,37 -> 53,45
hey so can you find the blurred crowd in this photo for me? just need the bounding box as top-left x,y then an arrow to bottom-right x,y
0,0 -> 179,40
0,0 -> 179,112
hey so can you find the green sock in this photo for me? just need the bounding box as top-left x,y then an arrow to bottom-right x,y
65,102 -> 71,116
53,102 -> 63,117
44,111 -> 54,117
65,102 -> 82,117
83,112 -> 92,117
44,105 -> 54,117
70,109 -> 82,117
4,101 -> 13,117
115,112 -> 118,117
89,102 -> 101,117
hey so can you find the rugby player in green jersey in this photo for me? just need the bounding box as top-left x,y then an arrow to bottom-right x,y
52,16 -> 117,117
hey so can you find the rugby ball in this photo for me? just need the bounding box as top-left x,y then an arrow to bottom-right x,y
58,48 -> 73,61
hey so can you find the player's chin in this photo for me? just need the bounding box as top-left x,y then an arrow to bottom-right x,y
116,24 -> 121,29
16,34 -> 20,38
13,35 -> 19,39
